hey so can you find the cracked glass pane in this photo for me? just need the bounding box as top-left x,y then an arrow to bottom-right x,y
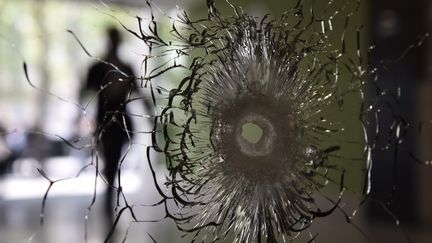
0,0 -> 431,243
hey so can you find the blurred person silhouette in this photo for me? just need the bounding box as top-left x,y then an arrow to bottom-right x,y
81,26 -> 152,234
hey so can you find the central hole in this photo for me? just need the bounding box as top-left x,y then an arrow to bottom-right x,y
241,122 -> 263,144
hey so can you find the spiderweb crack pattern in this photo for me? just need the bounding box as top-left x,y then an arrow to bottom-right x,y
133,0 -> 370,242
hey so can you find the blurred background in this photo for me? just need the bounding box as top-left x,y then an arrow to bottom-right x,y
0,0 -> 431,242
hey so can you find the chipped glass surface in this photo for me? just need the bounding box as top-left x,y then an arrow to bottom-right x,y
140,0 -> 369,241
0,0 -> 431,242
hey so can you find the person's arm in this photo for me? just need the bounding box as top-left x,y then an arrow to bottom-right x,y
75,63 -> 103,134
127,65 -> 154,117
81,64 -> 101,100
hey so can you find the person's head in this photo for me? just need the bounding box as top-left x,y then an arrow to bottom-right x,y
106,26 -> 122,53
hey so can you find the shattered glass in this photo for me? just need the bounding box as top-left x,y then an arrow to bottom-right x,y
0,0 -> 431,242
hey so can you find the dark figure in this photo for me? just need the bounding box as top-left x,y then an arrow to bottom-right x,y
82,27 -> 150,233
